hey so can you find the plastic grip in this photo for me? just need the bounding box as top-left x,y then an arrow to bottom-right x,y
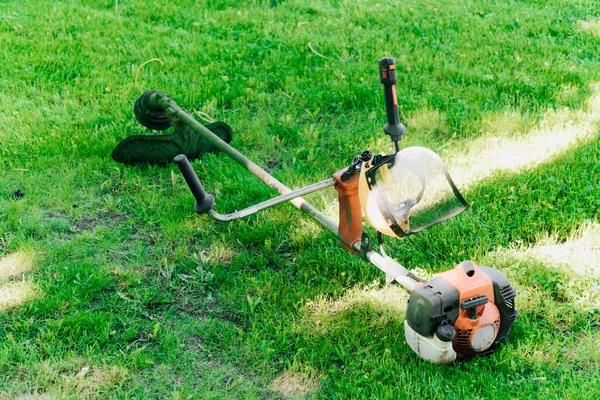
333,169 -> 363,253
173,154 -> 215,214
378,57 -> 405,144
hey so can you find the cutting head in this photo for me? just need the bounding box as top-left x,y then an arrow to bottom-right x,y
358,146 -> 469,238
112,90 -> 233,166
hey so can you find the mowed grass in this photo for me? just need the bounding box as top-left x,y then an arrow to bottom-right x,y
1,0 -> 599,398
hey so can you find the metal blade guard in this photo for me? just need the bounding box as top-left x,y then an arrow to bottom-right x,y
359,146 -> 469,238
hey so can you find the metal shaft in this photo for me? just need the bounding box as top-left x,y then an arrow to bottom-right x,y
208,178 -> 336,222
154,91 -> 339,234
152,91 -> 416,291
358,247 -> 416,291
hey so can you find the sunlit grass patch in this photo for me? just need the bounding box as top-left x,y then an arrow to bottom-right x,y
475,111 -> 528,137
490,222 -> 600,311
577,18 -> 600,37
0,281 -> 39,311
14,394 -> 53,400
444,84 -> 600,187
271,370 -> 320,398
8,359 -> 129,399
0,250 -> 36,280
406,108 -> 448,138
566,330 -> 600,366
553,83 -> 582,104
13,394 -> 54,400
303,282 -> 408,333
124,353 -> 273,398
522,222 -> 600,279
195,243 -> 238,265
509,329 -> 599,369
289,217 -> 322,244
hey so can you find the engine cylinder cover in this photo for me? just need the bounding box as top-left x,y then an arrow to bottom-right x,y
472,325 -> 496,352
452,302 -> 500,355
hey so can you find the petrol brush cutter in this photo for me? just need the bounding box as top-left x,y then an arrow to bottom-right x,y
125,57 -> 518,364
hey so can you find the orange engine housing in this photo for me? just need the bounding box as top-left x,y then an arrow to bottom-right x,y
453,302 -> 500,356
405,261 -> 518,359
437,261 -> 500,357
405,260 -> 518,362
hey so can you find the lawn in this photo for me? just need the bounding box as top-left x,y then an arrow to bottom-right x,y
1,0 -> 599,398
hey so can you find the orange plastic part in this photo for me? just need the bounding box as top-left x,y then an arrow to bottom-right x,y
333,169 -> 363,253
453,303 -> 500,356
437,261 -> 495,302
437,261 -> 499,357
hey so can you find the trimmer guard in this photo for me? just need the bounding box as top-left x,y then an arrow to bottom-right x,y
112,121 -> 233,166
361,146 -> 469,238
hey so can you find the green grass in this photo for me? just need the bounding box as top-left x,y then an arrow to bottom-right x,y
1,0 -> 600,398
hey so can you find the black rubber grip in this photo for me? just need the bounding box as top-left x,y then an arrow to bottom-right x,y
173,154 -> 215,214
378,57 -> 405,144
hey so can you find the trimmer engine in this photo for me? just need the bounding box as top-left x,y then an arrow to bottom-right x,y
404,261 -> 518,363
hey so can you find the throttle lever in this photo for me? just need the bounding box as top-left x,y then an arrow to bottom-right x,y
379,57 -> 406,152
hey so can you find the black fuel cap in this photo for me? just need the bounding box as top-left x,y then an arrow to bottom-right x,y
435,321 -> 456,342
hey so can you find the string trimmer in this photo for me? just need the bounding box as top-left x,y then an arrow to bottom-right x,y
123,57 -> 518,364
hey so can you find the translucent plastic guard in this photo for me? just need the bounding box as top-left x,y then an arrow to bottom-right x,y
367,146 -> 469,236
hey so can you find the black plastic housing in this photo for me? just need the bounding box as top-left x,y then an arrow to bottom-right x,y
479,266 -> 518,343
405,278 -> 460,337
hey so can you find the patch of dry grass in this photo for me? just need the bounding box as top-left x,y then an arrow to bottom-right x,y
0,250 -> 36,280
271,370 -> 320,398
